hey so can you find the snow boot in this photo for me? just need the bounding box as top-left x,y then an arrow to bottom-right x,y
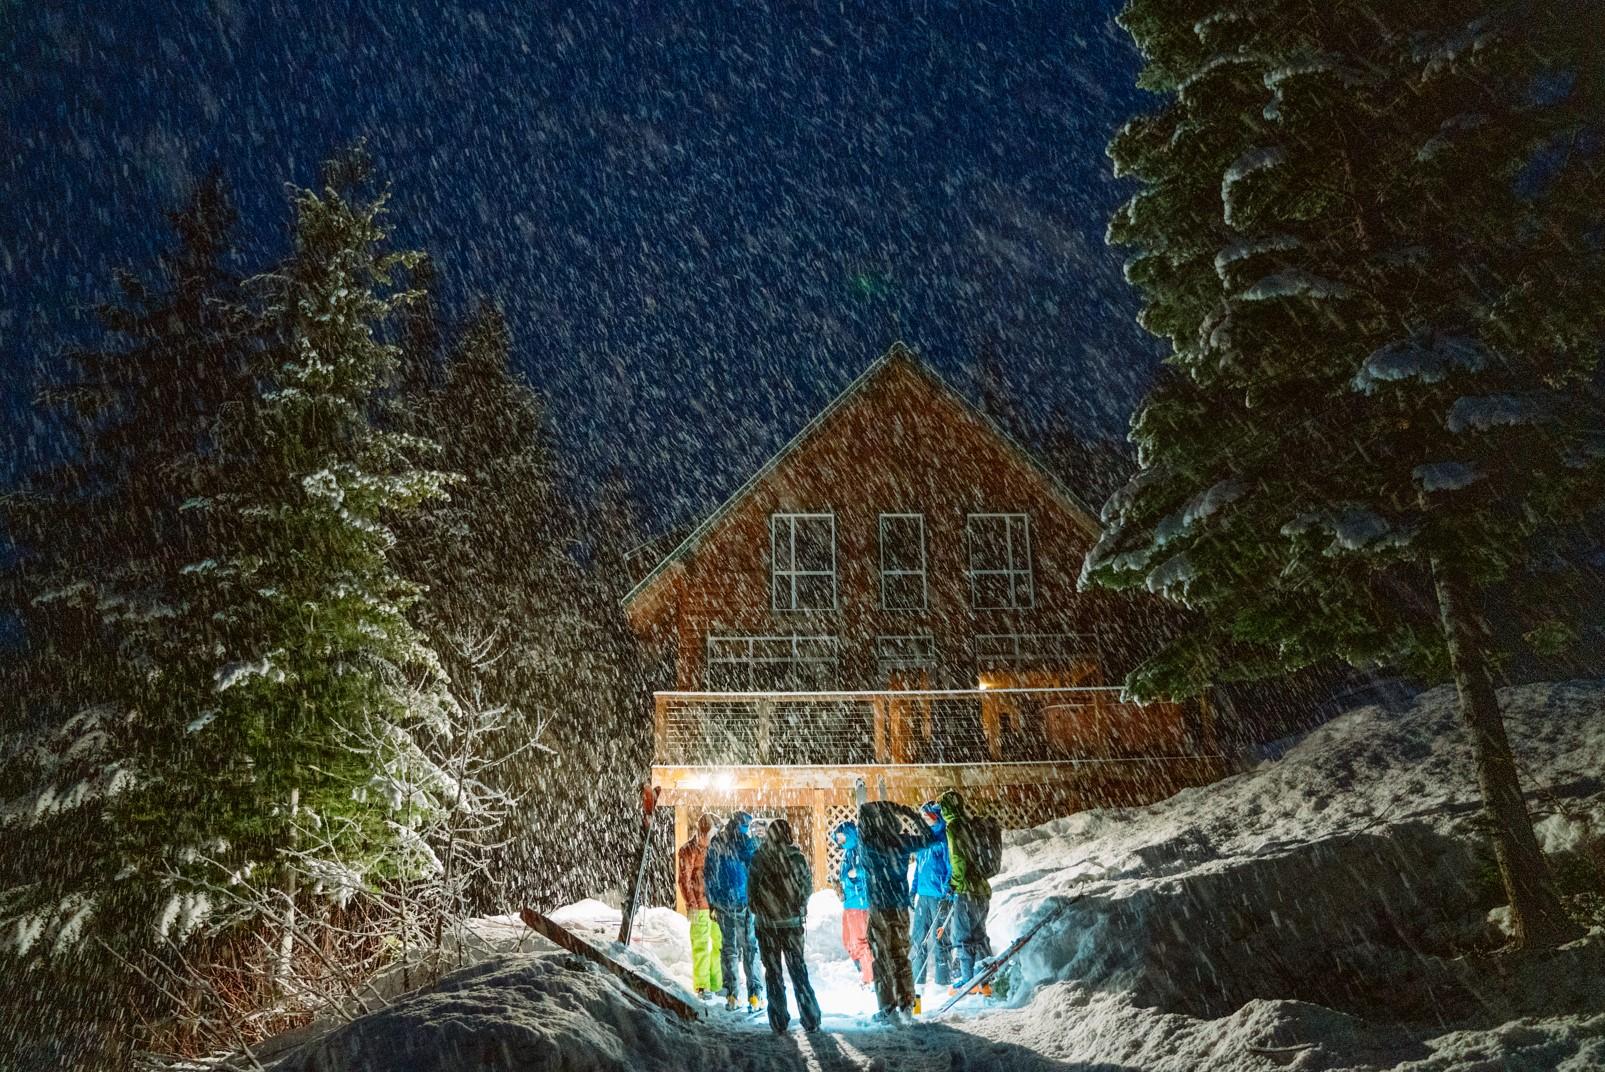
725,995 -> 738,1012
911,996 -> 922,1016
749,995 -> 763,1014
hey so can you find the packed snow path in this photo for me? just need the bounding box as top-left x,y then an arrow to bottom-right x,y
276,682 -> 1605,1071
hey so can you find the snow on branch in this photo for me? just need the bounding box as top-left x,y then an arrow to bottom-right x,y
1238,269 -> 1354,303
1413,461 -> 1483,492
1447,394 -> 1558,434
1353,335 -> 1491,394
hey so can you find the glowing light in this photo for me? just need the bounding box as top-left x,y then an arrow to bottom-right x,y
713,769 -> 735,792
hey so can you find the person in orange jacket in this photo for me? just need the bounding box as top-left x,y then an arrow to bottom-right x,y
676,812 -> 723,998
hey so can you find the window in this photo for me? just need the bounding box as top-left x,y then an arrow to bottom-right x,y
878,513 -> 927,610
967,513 -> 1034,609
771,513 -> 837,611
874,634 -> 937,669
975,632 -> 1090,668
706,635 -> 837,691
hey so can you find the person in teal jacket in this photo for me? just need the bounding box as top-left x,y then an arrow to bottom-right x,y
910,800 -> 953,991
831,820 -> 873,986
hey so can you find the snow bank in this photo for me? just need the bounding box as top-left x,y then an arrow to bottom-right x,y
976,680 -> 1605,1069
280,954 -> 750,1072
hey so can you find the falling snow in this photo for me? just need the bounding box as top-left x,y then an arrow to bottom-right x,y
2,2 -> 1603,1071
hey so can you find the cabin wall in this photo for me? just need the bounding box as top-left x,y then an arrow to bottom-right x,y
629,359 -> 1186,762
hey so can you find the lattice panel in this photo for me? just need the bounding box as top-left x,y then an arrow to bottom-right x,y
821,803 -> 855,887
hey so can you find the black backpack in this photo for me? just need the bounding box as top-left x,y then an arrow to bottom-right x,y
966,815 -> 1004,880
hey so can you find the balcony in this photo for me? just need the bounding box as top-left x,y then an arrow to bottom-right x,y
651,685 -> 1207,768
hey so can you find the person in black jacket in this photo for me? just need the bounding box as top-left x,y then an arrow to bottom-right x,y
857,800 -> 942,1022
746,819 -> 822,1034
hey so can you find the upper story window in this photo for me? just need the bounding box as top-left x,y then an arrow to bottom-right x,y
967,512 -> 1034,609
878,513 -> 927,610
874,633 -> 937,669
707,634 -> 837,691
771,512 -> 836,611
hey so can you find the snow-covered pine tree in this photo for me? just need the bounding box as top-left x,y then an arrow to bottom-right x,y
164,149 -> 456,980
390,301 -> 647,910
1086,0 -> 1604,947
0,171 -> 252,1068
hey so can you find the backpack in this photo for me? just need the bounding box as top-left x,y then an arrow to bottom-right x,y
967,815 -> 1004,880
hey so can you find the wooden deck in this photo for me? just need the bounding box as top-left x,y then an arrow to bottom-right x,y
653,690 -> 1226,908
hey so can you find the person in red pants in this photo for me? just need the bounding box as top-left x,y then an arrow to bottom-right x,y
830,820 -> 874,987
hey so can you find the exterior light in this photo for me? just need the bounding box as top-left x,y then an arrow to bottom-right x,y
714,770 -> 735,791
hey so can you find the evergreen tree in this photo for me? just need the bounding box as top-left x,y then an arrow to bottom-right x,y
167,150 -> 456,957
1085,0 -> 1604,946
566,469 -> 653,904
391,305 -> 649,909
0,171 -> 251,1069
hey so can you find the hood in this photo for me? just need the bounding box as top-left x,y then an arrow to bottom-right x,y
830,819 -> 859,848
921,801 -> 945,835
697,813 -> 717,836
727,810 -> 753,837
766,818 -> 794,846
938,790 -> 965,823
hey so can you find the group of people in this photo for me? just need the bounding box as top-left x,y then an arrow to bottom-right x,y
675,790 -> 994,1034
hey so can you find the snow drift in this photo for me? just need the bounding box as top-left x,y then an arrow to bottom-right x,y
270,681 -> 1605,1071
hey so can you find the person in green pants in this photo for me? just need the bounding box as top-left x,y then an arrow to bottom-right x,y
676,812 -> 723,998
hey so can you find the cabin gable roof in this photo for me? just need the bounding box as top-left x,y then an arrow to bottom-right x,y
623,342 -> 1100,619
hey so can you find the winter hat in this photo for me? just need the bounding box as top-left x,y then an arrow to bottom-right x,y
920,800 -> 941,817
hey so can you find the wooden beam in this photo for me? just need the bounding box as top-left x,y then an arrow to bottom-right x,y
672,803 -> 688,916
520,907 -> 700,1022
810,787 -> 827,893
649,757 -> 1222,796
652,693 -> 669,765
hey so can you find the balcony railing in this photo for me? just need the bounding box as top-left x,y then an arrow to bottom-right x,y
652,686 -> 1206,767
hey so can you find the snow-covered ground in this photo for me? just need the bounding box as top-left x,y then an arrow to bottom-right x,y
269,681 -> 1605,1071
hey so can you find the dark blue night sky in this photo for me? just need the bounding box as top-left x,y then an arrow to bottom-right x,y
1,0 -> 1157,528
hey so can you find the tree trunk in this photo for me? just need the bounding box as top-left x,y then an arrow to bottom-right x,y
275,785 -> 300,993
1430,554 -> 1579,948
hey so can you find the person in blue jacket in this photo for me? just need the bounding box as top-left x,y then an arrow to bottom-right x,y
830,820 -> 874,987
909,800 -> 953,995
705,811 -> 763,1012
856,800 -> 942,1021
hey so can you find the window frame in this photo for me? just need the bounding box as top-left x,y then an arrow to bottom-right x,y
877,512 -> 929,611
874,633 -> 937,669
966,512 -> 1034,609
770,512 -> 837,612
705,634 -> 838,691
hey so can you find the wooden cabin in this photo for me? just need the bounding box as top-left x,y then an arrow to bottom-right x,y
624,344 -> 1222,900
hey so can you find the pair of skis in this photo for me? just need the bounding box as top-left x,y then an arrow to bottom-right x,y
618,783 -> 662,946
932,898 -> 1075,1017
